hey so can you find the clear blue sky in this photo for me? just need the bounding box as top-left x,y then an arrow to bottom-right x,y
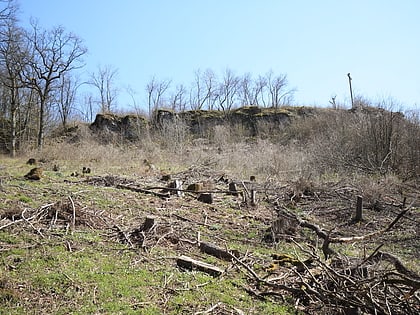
18,0 -> 420,111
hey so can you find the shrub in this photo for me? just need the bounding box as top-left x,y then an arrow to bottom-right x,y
288,100 -> 419,181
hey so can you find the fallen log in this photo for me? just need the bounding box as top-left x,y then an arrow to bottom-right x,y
199,242 -> 240,261
176,255 -> 224,277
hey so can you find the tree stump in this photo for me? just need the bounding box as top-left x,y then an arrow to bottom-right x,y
228,182 -> 238,196
198,193 -> 213,204
355,195 -> 363,222
250,189 -> 257,206
140,216 -> 156,233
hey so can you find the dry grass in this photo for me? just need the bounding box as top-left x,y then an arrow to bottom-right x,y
1,104 -> 419,314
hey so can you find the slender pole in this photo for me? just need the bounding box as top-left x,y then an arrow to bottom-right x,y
347,73 -> 354,109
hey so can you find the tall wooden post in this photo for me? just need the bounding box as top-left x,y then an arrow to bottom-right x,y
347,73 -> 354,109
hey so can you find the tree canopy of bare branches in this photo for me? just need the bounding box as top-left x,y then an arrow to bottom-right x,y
24,20 -> 87,148
89,64 -> 118,114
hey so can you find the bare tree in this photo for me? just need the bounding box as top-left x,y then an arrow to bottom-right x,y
24,20 -> 87,149
146,76 -> 171,117
78,92 -> 96,122
169,84 -> 187,111
0,1 -> 26,156
253,75 -> 267,106
216,68 -> 239,111
54,74 -> 80,128
202,69 -> 217,110
89,64 -> 118,113
238,72 -> 253,106
0,0 -> 17,30
266,70 -> 294,107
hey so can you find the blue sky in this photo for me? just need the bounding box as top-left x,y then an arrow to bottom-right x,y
18,0 -> 419,111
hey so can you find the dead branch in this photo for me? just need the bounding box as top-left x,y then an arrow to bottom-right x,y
176,255 -> 224,277
116,184 -> 170,199
278,206 -> 411,245
69,195 -> 76,231
0,218 -> 24,230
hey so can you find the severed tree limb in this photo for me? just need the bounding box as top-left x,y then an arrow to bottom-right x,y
21,208 -> 45,238
367,251 -> 420,285
0,218 -> 24,230
176,255 -> 224,277
194,302 -> 222,315
116,184 -> 170,199
278,206 -> 411,245
69,195 -> 76,231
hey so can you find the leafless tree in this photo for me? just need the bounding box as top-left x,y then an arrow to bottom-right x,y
238,72 -> 253,106
54,74 -> 80,128
0,0 -> 17,30
216,68 -> 239,111
202,69 -> 218,110
266,70 -> 294,107
190,68 -> 217,110
24,20 -> 87,149
89,64 -> 118,113
169,84 -> 187,111
253,75 -> 268,106
78,92 -> 96,122
0,1 -> 26,156
146,76 -> 171,117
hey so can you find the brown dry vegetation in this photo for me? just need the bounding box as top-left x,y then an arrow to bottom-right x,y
0,105 -> 419,314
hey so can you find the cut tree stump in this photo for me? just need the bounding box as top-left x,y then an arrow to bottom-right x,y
228,182 -> 239,196
198,193 -> 213,204
176,255 -> 224,277
250,189 -> 257,206
140,216 -> 156,232
355,195 -> 363,222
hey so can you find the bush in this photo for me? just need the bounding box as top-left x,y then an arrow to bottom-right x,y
288,101 -> 419,181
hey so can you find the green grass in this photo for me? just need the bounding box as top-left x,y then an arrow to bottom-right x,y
1,152 -> 417,314
0,227 -> 295,314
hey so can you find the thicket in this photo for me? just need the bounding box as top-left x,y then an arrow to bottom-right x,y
288,105 -> 420,181
144,102 -> 419,182
30,100 -> 419,188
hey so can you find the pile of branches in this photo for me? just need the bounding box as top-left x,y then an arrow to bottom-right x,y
0,197 -> 110,234
246,200 -> 419,313
239,242 -> 420,314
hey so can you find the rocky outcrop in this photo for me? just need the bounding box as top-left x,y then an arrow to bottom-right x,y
89,106 -> 316,140
155,106 -> 305,137
90,113 -> 148,141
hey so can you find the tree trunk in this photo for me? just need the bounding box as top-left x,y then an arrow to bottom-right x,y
37,94 -> 46,150
10,107 -> 17,157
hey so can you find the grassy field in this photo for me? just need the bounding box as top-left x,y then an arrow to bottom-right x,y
0,152 -> 299,314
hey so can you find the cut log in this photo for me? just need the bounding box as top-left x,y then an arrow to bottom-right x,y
199,242 -> 240,261
176,255 -> 224,276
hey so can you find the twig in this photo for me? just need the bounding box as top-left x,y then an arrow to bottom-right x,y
21,208 -> 45,238
0,218 -> 24,230
69,195 -> 76,231
194,302 -> 222,315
